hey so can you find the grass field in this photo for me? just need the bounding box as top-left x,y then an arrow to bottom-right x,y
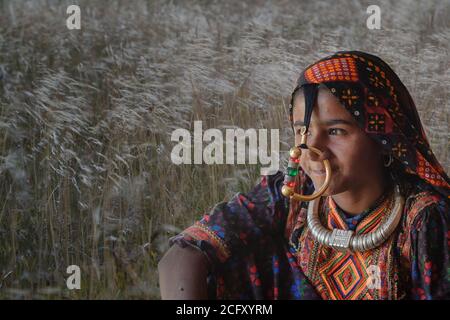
0,0 -> 449,299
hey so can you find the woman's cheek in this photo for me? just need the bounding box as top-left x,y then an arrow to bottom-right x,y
331,138 -> 359,165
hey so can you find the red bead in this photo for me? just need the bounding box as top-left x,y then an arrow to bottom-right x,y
287,182 -> 295,188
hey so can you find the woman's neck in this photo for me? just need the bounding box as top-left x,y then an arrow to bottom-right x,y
331,175 -> 389,216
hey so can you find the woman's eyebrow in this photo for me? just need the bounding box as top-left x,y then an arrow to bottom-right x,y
293,119 -> 354,127
324,119 -> 355,126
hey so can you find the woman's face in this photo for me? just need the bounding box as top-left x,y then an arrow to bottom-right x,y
293,87 -> 385,196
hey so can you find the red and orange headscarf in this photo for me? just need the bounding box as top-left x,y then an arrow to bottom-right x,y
289,51 -> 450,199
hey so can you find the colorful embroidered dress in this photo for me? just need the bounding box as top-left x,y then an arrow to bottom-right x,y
169,51 -> 450,300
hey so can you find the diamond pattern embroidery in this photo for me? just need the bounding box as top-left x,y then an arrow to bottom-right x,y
320,253 -> 369,300
341,88 -> 359,107
367,94 -> 380,108
368,113 -> 386,132
369,73 -> 385,88
392,142 -> 408,159
334,260 -> 361,295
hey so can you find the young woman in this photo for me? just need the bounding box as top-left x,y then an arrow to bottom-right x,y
158,51 -> 450,300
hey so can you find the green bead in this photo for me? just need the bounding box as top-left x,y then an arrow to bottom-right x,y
288,167 -> 298,176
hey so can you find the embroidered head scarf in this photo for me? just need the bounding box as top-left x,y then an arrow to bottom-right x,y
288,51 -> 450,199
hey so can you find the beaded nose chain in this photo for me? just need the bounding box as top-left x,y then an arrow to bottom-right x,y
282,83 -> 404,252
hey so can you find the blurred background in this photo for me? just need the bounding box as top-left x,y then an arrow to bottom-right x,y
0,0 -> 449,299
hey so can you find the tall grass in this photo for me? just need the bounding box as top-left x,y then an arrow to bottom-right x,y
0,0 -> 448,299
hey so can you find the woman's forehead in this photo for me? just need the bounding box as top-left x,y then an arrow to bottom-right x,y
293,87 -> 355,123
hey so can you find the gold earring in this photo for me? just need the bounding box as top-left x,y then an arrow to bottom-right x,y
384,153 -> 393,167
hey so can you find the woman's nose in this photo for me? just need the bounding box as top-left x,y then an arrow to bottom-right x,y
307,147 -> 330,162
301,131 -> 330,161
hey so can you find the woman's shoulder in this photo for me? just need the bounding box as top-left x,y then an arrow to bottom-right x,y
169,171 -> 289,265
238,170 -> 289,229
248,170 -> 285,202
396,175 -> 448,266
223,170 -> 287,220
400,174 -> 448,231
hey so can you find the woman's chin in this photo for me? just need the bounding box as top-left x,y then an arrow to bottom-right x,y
311,178 -> 340,197
308,166 -> 341,191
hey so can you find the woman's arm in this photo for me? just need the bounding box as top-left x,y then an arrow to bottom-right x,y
408,198 -> 449,299
158,172 -> 287,300
158,243 -> 210,299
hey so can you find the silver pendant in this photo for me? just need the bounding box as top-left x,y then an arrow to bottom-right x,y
329,229 -> 354,251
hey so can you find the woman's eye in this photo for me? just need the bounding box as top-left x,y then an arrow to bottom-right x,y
328,128 -> 347,135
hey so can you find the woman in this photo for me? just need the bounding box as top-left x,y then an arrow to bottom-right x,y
158,51 -> 450,300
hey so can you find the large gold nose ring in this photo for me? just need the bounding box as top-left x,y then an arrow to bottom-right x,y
281,145 -> 332,202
